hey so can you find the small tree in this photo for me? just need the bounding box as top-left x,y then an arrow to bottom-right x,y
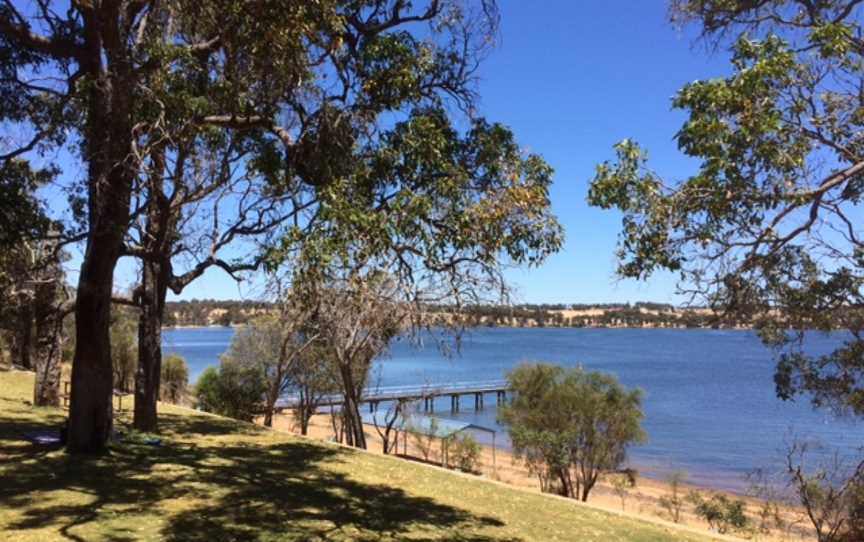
221,299 -> 319,428
195,360 -> 266,422
659,471 -> 688,524
410,416 -> 440,463
160,354 -> 189,405
303,272 -> 408,449
372,399 -> 410,455
499,363 -> 645,501
611,473 -> 636,512
195,368 -> 221,413
447,433 -> 481,473
687,491 -> 749,535
289,343 -> 339,436
328,404 -> 345,444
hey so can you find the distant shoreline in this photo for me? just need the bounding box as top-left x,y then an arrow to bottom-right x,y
164,324 -> 849,332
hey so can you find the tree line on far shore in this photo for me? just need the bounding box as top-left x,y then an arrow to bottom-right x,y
161,298 -> 720,329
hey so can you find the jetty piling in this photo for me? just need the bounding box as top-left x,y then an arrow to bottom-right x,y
277,380 -> 509,415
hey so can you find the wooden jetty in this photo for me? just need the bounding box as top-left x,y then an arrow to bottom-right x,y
275,380 -> 510,414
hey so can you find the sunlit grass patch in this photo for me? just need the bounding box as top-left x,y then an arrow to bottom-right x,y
0,370 -> 717,541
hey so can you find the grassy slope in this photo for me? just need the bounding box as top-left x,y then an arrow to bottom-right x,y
0,371 -> 718,542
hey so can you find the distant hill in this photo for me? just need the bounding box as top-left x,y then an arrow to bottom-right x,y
164,300 -> 271,327
165,300 -> 725,329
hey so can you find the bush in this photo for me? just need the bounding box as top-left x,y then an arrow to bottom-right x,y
195,359 -> 266,421
499,362 -> 645,501
687,491 -> 749,534
447,433 -> 481,473
160,354 -> 189,404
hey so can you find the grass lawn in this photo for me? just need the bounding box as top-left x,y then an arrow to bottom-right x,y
0,371 -> 720,541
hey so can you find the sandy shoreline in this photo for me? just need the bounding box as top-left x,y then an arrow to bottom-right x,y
262,410 -> 814,541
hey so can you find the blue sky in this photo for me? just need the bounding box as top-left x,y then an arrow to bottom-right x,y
62,2 -> 734,305
469,1 -> 730,305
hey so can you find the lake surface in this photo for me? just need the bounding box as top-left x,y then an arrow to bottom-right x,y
163,326 -> 864,492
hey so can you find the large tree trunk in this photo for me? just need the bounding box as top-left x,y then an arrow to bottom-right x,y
134,257 -> 168,432
337,363 -> 366,448
68,233 -> 124,453
67,10 -> 135,452
298,387 -> 313,435
133,146 -> 171,432
33,277 -> 63,406
263,399 -> 275,428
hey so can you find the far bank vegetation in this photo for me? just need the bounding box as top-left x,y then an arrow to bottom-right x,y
164,299 -> 723,329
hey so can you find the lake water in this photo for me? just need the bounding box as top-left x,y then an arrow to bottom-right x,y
162,326 -> 864,492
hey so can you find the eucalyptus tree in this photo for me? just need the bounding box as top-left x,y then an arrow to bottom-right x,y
500,363 -> 645,502
303,272 -> 406,449
128,135 -> 299,432
220,303 -> 320,428
288,341 -> 339,436
1,0 -> 522,452
282,94 -> 564,448
589,0 -> 864,416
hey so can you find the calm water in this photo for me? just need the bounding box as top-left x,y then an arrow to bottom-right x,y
162,326 -> 864,492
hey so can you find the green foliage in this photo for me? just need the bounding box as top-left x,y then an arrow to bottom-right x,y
160,354 -> 189,404
446,433 -> 482,473
499,363 -> 645,501
0,161 -> 58,252
687,491 -> 749,535
589,0 -> 864,418
195,359 -> 266,422
194,368 -> 221,412
272,107 -> 563,314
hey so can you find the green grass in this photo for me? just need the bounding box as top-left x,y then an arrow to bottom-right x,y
0,371 -> 718,541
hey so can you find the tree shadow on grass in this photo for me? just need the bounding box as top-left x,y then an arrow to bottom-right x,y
162,441 -> 514,541
157,411 -> 266,437
0,404 -> 522,542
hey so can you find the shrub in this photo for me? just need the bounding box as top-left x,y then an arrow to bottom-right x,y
447,433 -> 481,473
195,359 -> 266,421
160,354 -> 189,404
687,491 -> 749,534
499,362 -> 645,501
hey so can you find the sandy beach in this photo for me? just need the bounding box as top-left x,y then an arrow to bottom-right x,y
264,410 -> 814,541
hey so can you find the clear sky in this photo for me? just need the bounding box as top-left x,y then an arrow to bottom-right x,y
63,1 -> 735,305
449,1 -> 731,305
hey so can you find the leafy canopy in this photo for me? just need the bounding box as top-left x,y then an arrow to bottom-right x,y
589,0 -> 864,416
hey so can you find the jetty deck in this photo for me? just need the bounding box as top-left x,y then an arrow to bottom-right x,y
275,380 -> 510,413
